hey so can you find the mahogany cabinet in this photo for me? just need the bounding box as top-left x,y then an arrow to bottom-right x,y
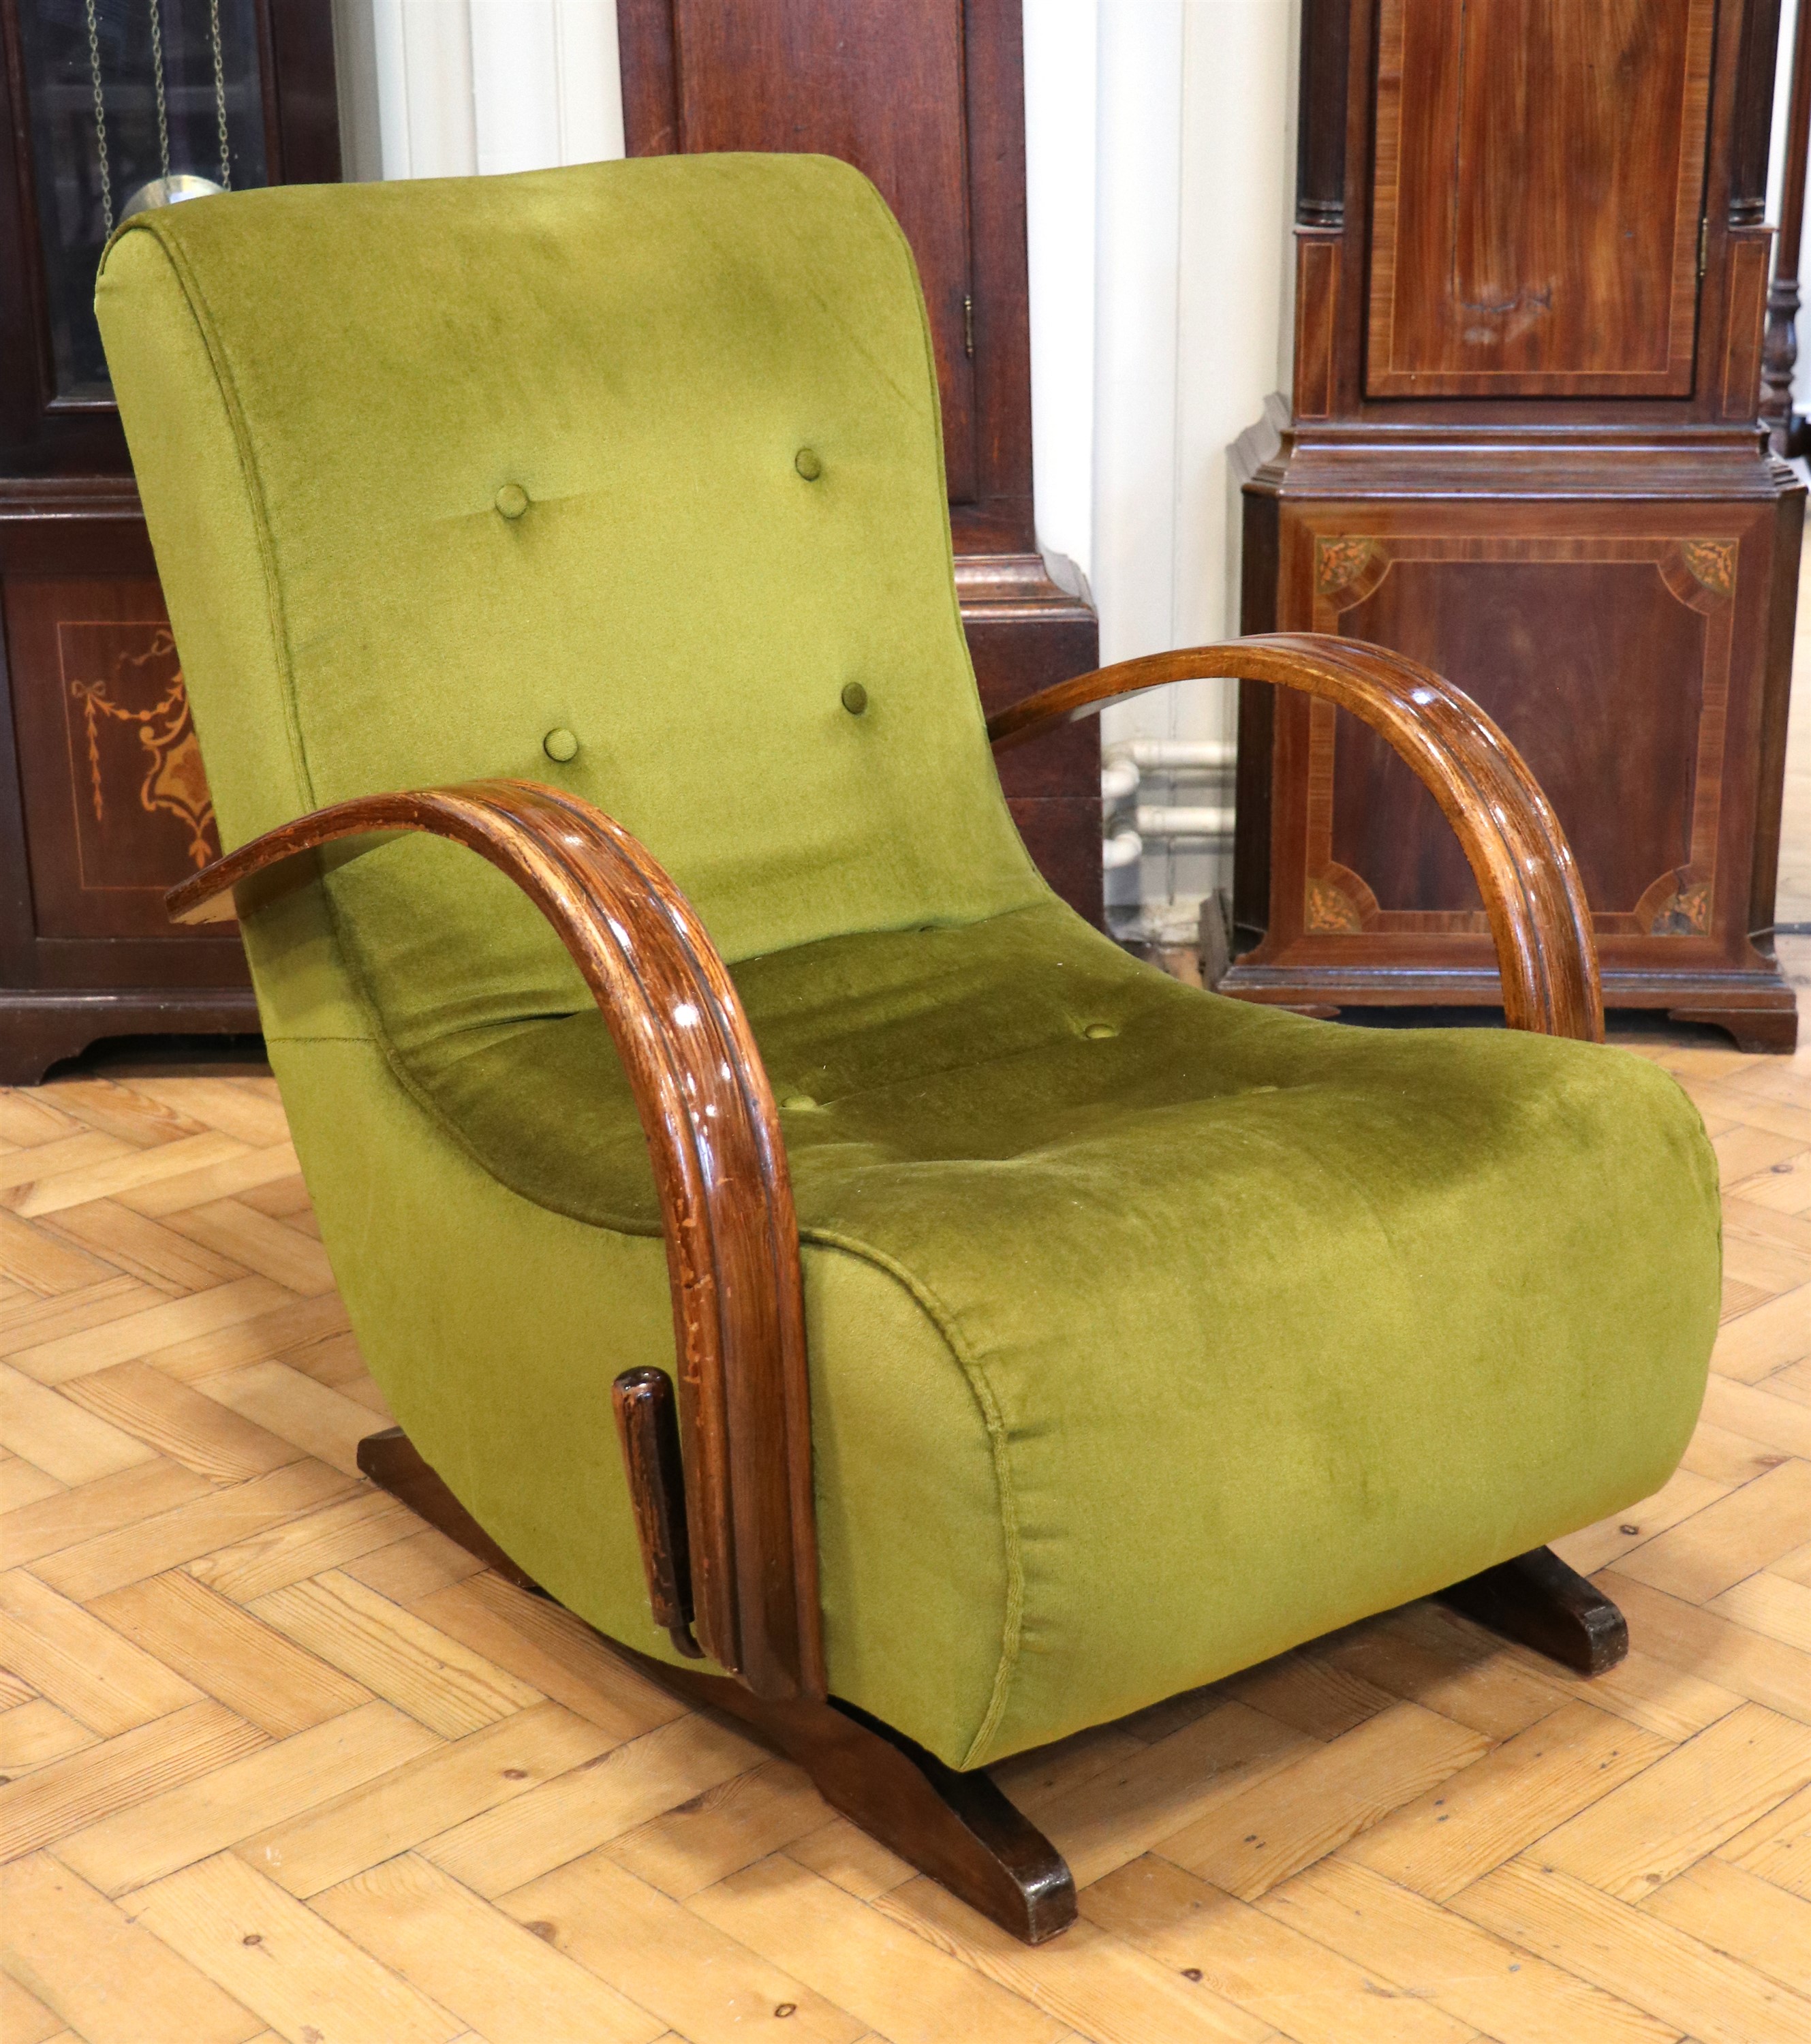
1229,0 -> 1804,1049
1,0 -> 342,1081
617,0 -> 1103,927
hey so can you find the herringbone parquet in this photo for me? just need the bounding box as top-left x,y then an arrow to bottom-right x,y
3,966 -> 1810,2044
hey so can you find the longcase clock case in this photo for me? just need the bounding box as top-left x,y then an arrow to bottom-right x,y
1230,0 -> 1804,1051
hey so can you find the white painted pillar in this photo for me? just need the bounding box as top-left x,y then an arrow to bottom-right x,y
338,0 -> 623,181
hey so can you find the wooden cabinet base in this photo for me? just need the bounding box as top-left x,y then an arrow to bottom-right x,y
1219,957 -> 1801,1051
0,988 -> 260,1085
356,1421 -> 1635,1944
1234,427 -> 1803,1053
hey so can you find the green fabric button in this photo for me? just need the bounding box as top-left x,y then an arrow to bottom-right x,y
542,728 -> 579,762
1083,1022 -> 1118,1041
495,483 -> 529,519
841,682 -> 869,716
794,448 -> 823,481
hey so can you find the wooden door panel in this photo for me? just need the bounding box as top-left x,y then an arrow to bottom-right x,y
1329,558 -> 1704,918
5,577 -> 232,942
1303,531 -> 1743,944
1367,0 -> 1715,397
666,0 -> 977,498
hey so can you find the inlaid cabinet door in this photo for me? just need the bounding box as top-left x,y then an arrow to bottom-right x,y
1268,501 -> 1777,971
1367,0 -> 1716,397
5,576 -> 237,944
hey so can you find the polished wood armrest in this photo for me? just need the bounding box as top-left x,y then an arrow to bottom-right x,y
990,634 -> 1603,1042
167,779 -> 822,1701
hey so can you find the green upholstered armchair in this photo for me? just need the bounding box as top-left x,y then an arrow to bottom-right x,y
96,154 -> 1719,1945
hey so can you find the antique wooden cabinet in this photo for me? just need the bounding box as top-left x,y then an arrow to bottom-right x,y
617,0 -> 1102,925
1229,0 -> 1804,1049
0,0 -> 341,1081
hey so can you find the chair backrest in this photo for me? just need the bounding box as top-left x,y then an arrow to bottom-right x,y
97,155 -> 1044,1047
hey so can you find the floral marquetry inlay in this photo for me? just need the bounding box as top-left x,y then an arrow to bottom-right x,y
1680,540 -> 1735,597
1647,881 -> 1712,935
59,623 -> 221,884
1314,536 -> 1380,597
1305,876 -> 1365,932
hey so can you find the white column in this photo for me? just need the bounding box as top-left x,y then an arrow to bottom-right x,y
345,0 -> 622,180
471,1 -> 561,174
1023,0 -> 1100,584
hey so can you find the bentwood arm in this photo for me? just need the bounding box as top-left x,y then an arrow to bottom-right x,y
166,779 -> 822,1703
991,634 -> 1604,1043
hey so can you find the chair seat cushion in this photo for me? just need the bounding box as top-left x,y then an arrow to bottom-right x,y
390,897 -> 1719,1766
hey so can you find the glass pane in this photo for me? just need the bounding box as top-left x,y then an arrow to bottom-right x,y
18,0 -> 269,401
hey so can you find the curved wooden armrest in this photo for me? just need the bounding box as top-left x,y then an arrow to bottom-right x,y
167,779 -> 822,1701
990,634 -> 1603,1042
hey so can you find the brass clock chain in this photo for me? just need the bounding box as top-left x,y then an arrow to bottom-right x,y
211,0 -> 232,187
83,0 -> 113,234
147,0 -> 171,182
87,1 -> 237,230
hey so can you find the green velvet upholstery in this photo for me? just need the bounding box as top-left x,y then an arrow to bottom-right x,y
96,155 -> 1720,1772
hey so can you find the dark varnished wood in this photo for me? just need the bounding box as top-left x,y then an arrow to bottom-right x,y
166,778 -> 822,1703
1667,1003 -> 1804,1053
1368,0 -> 1714,399
611,1367 -> 702,1658
618,0 -> 1034,553
1240,0 -> 1800,1048
640,1658 -> 1079,1945
356,1421 -> 1629,1939
961,550 -> 1104,927
1439,1545 -> 1629,1676
357,1423 -> 1077,1945
990,634 -> 1603,1043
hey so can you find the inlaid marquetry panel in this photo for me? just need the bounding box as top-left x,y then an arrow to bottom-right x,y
5,577 -> 230,942
1302,532 -> 1744,943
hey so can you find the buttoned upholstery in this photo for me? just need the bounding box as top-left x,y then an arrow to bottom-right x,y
97,156 -> 1720,1769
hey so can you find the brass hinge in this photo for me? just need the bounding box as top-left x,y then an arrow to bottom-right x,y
963,294 -> 974,358
1699,217 -> 1708,279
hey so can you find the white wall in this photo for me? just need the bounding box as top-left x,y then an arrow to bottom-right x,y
1767,1 -> 1811,419
333,0 -> 624,181
1026,1 -> 1295,927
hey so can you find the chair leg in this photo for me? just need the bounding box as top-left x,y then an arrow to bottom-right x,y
355,1427 -> 1077,1945
1436,1544 -> 1628,1675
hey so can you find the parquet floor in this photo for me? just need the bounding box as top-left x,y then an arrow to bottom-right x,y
3,967 -> 1810,2044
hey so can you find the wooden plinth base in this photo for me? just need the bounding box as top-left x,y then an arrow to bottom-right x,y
357,1427 -> 1629,1939
355,1427 -> 1076,1944
0,989 -> 261,1085
1218,961 -> 1800,1053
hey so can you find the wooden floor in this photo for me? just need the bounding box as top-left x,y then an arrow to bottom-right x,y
3,975 -> 1810,2044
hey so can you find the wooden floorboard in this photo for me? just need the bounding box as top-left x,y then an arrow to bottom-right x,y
3,969 -> 1810,2042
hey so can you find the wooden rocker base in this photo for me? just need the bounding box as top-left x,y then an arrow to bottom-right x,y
1436,1544 -> 1629,1674
355,1427 -> 1077,1944
356,1427 -> 1629,1940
